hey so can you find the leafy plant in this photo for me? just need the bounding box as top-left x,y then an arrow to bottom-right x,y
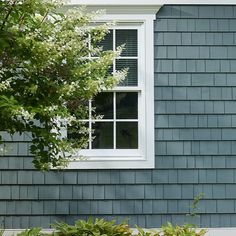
161,223 -> 206,236
52,217 -> 133,236
0,0 -> 126,170
17,228 -> 43,236
187,193 -> 204,218
136,223 -> 207,236
136,225 -> 160,236
12,218 -> 207,236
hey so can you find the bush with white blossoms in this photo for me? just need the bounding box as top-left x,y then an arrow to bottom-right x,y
0,0 -> 126,170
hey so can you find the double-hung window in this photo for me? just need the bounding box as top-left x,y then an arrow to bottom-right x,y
67,13 -> 155,169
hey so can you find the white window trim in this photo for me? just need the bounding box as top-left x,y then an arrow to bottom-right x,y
66,12 -> 155,169
68,0 -> 236,5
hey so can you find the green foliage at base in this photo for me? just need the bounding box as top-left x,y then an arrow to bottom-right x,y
17,227 -> 43,236
136,223 -> 207,236
14,218 -> 207,236
52,218 -> 132,236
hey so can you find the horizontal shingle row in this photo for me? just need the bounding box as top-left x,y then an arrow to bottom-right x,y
157,6 -> 236,19
0,132 -> 32,142
152,169 -> 236,184
155,114 -> 235,128
3,184 -> 236,200
155,87 -> 236,100
156,140 -> 236,155
155,19 -> 236,32
1,169 -> 236,184
155,46 -> 236,59
156,128 -> 236,141
155,59 -> 236,73
158,154 -> 236,169
155,32 -> 236,46
157,155 -> 229,169
155,73 -> 235,87
155,101 -> 236,114
1,199 -> 236,215
0,170 -> 159,184
0,142 -> 30,156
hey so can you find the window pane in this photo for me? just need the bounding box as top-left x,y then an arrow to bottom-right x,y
116,59 -> 138,86
92,122 -> 113,149
116,30 -> 137,57
92,92 -> 113,119
97,30 -> 113,51
116,122 -> 138,149
116,92 -> 138,119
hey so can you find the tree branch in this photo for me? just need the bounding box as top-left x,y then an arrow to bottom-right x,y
0,0 -> 18,31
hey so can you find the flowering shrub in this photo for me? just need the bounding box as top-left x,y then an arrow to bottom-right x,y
0,0 -> 126,170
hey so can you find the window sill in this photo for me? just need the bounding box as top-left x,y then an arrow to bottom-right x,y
66,157 -> 155,169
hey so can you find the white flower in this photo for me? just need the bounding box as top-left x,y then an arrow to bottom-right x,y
15,107 -> 35,121
0,78 -> 12,91
66,115 -> 77,125
62,59 -> 67,65
44,105 -> 59,112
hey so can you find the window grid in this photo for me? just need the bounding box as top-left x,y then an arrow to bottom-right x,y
86,92 -> 139,150
86,27 -> 140,150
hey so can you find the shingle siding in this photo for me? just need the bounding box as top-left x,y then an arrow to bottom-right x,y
1,5 -> 236,228
153,5 -> 236,227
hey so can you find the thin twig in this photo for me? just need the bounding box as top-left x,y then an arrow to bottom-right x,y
41,10 -> 49,24
18,12 -> 26,27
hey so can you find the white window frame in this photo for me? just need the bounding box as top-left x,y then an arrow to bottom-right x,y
67,13 -> 155,169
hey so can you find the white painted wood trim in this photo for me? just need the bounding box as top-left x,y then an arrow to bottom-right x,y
68,0 -> 236,5
131,228 -> 236,236
3,228 -> 236,236
65,1 -> 161,14
206,228 -> 236,236
144,15 -> 155,170
66,14 -> 155,170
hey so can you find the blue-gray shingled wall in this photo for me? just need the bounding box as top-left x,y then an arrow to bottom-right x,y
1,5 -> 236,228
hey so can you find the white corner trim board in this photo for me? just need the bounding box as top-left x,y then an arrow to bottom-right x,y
3,228 -> 236,236
68,0 -> 236,5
